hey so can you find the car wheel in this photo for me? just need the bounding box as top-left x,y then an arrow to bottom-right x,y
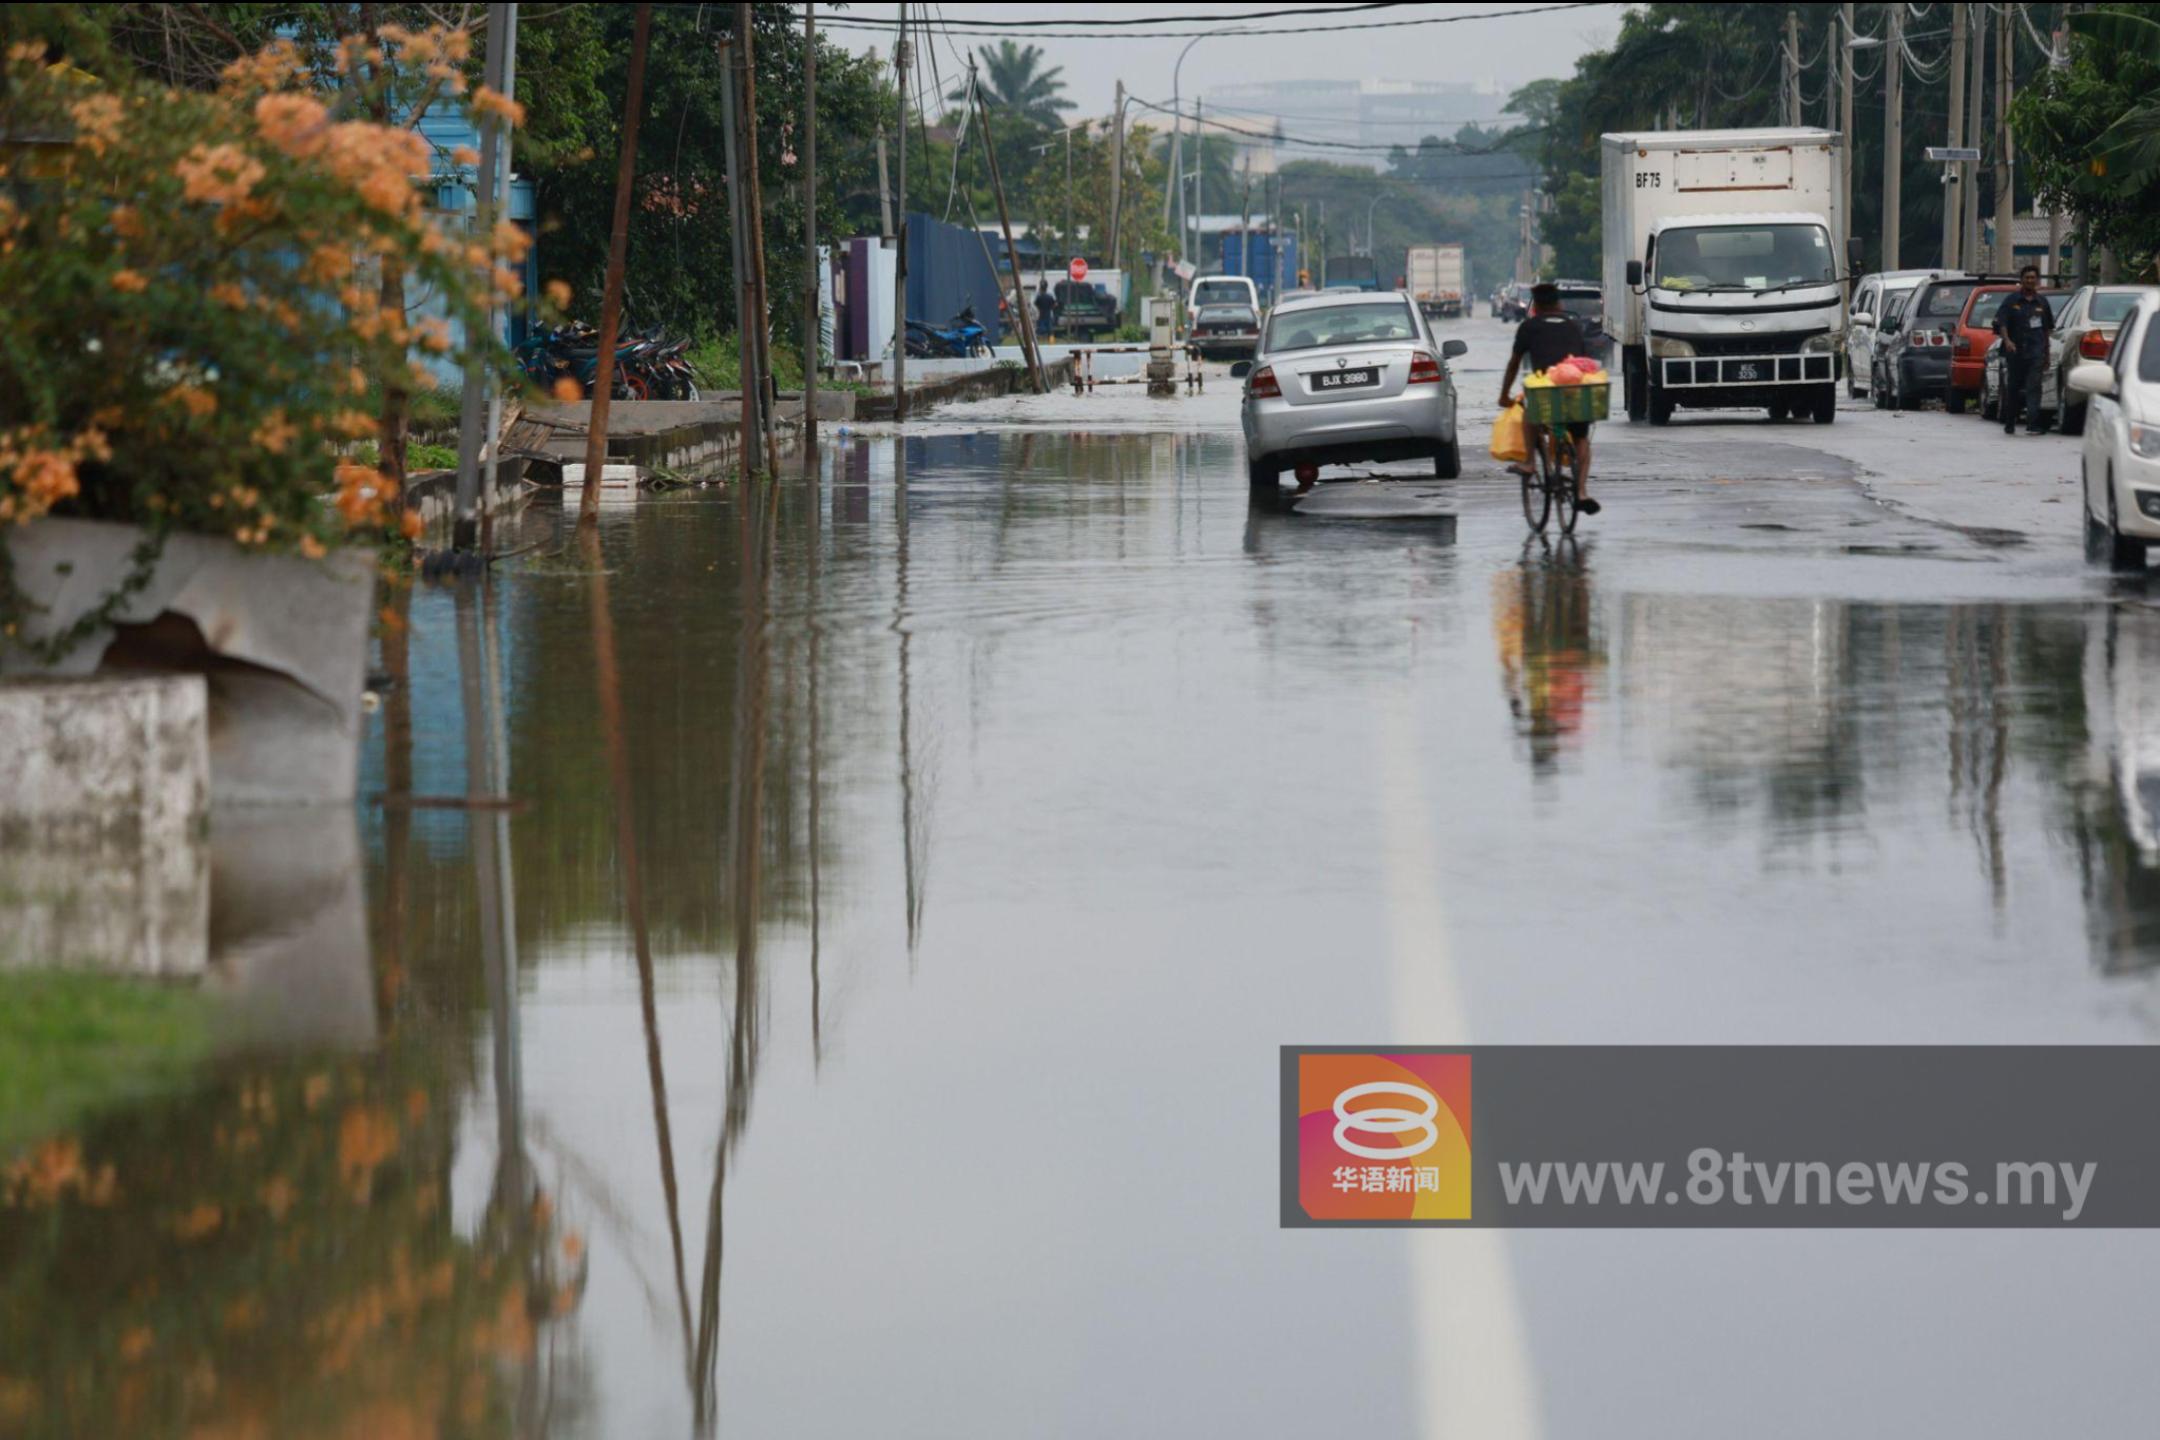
1248,457 -> 1279,493
1893,367 -> 1915,411
1946,387 -> 1966,415
1981,383 -> 1997,420
2061,399 -> 2087,437
1432,439 -> 1461,480
1847,366 -> 1861,399
2085,460 -> 2111,562
2109,471 -> 2148,572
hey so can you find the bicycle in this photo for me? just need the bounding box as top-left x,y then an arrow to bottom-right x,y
1519,416 -> 1582,537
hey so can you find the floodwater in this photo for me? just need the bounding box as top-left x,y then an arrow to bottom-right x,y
10,359 -> 2160,1435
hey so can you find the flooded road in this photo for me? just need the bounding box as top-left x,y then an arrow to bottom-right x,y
10,326 -> 2160,1435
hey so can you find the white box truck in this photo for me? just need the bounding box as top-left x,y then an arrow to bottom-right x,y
1406,243 -> 1470,318
1601,128 -> 1848,425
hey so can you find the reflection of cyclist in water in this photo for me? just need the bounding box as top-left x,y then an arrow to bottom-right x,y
1492,538 -> 1605,771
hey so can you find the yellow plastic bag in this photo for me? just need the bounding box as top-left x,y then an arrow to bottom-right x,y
1489,403 -> 1527,463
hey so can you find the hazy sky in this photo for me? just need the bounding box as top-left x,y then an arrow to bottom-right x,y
823,2 -> 1628,121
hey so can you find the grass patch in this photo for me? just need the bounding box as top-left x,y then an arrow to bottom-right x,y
0,972 -> 218,1156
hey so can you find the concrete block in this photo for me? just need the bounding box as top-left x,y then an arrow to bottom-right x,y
0,675 -> 210,975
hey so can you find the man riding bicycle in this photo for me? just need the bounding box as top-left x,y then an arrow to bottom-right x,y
1498,282 -> 1600,515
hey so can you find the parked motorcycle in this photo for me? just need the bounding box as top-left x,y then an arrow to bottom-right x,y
519,320 -> 702,401
903,305 -> 988,359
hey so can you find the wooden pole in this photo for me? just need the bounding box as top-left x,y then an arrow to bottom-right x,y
578,3 -> 652,527
737,3 -> 780,475
454,1 -> 515,553
801,2 -> 818,469
1882,2 -> 1902,271
892,3 -> 909,423
1992,1 -> 2013,274
1965,3 -> 1985,268
1108,82 -> 1125,274
1839,3 -> 1854,246
974,75 -> 1043,393
717,37 -> 760,482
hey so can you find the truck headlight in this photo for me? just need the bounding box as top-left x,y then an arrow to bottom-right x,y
2132,423 -> 2160,460
1650,336 -> 1695,359
1801,333 -> 1839,354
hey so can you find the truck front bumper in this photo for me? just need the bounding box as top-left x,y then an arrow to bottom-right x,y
1656,352 -> 1838,389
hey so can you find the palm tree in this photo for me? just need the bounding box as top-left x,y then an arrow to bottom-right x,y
949,39 -> 1074,134
2069,9 -> 2160,186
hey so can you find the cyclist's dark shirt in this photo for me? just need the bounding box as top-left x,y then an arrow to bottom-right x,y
1513,312 -> 1588,373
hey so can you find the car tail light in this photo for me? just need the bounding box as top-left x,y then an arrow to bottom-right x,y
2083,330 -> 2114,359
1407,351 -> 1443,384
1249,365 -> 1281,398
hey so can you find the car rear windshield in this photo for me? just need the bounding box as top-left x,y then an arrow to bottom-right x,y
1966,290 -> 2013,326
1193,281 -> 1250,307
1916,282 -> 1977,319
1265,300 -> 1419,352
1557,290 -> 1601,318
2094,291 -> 2142,324
1197,306 -> 1255,324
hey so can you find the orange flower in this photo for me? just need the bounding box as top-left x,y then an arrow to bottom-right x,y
209,282 -> 249,310
329,410 -> 378,440
469,87 -> 525,128
250,410 -> 297,453
451,145 -> 480,167
108,205 -> 141,239
163,385 -> 218,420
110,269 -> 148,293
544,278 -> 573,310
171,1203 -> 222,1241
118,1328 -> 153,1364
399,510 -> 423,540
68,94 -> 124,157
413,317 -> 452,354
253,91 -> 329,159
550,376 -> 583,403
176,143 -> 266,206
491,217 -> 531,261
219,39 -> 303,94
299,534 -> 327,560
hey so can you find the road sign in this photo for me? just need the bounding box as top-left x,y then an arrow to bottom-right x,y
1068,256 -> 1089,283
1925,146 -> 1982,163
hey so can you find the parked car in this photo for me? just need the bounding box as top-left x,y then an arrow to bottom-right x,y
1189,302 -> 1261,360
1979,290 -> 2073,420
1947,283 -> 2031,414
1497,282 -> 1530,323
1053,277 -> 1119,338
1873,275 -> 1988,411
2056,286 -> 2155,436
1235,290 -> 1469,490
1553,279 -> 1608,355
1845,268 -> 1940,399
2072,290 -> 2160,569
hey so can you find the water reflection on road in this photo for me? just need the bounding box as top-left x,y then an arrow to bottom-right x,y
11,426 -> 2160,1433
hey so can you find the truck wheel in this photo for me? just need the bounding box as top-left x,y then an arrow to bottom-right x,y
1810,385 -> 1837,424
1432,439 -> 1461,480
1624,349 -> 1648,422
1648,381 -> 1673,426
1767,400 -> 1789,422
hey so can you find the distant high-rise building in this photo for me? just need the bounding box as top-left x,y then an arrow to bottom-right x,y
1196,77 -> 1512,173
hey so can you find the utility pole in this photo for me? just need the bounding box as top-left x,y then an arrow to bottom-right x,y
1108,82 -> 1125,273
1943,1 -> 1967,269
454,0 -> 517,554
1881,1 -> 1902,271
891,2 -> 909,422
1192,98 -> 1204,270
875,128 -> 892,239
801,2 -> 818,469
739,3 -> 779,476
578,4 -> 651,527
1965,3 -> 1985,268
2046,1 -> 2066,279
1785,10 -> 1800,128
1993,1 -> 2014,273
1839,3 -> 1854,241
1063,126 -> 1073,269
974,75 -> 1044,393
718,34 -> 760,481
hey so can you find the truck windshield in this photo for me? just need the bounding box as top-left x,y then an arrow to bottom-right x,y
1654,224 -> 1835,291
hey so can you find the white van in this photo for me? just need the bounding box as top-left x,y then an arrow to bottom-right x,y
1189,274 -> 1261,315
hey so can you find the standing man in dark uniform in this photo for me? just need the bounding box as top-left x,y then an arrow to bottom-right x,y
1499,282 -> 1600,514
1033,280 -> 1059,343
1995,264 -> 2055,436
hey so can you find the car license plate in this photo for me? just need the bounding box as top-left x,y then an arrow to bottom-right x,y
1314,367 -> 1378,391
1732,362 -> 1763,381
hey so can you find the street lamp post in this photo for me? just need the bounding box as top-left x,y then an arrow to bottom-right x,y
1363,193 -> 1384,260
1167,34 -> 1206,266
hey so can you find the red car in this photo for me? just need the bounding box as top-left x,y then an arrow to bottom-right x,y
1947,283 -> 2018,414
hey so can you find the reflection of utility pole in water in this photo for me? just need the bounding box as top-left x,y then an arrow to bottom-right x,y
578,525 -> 697,1359
808,450 -> 826,1065
893,438 -> 929,964
693,475 -> 780,1434
458,576 -> 554,1431
381,578 -> 414,1005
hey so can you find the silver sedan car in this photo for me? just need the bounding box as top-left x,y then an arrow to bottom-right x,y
1235,290 -> 1467,491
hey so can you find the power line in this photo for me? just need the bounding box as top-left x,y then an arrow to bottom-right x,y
816,1 -> 1614,42
1128,93 -> 1541,156
829,0 -> 1409,28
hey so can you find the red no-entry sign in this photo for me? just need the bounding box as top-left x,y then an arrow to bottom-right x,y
1068,256 -> 1089,283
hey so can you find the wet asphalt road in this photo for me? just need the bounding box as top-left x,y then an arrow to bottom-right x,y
15,321 -> 2160,1437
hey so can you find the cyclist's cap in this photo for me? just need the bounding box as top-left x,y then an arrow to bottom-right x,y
1530,282 -> 1561,307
